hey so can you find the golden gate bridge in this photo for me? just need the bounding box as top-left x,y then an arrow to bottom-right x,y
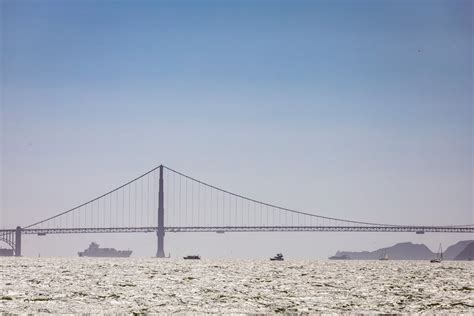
1,164 -> 473,256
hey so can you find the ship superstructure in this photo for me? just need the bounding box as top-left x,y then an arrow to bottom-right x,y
78,242 -> 132,257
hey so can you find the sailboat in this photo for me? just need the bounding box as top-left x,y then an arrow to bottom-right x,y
379,252 -> 389,261
430,244 -> 443,263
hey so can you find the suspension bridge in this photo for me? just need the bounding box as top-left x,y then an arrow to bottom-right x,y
1,164 -> 473,257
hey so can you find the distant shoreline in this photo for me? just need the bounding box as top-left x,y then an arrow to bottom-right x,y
331,240 -> 473,261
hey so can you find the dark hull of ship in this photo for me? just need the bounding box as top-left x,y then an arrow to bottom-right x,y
329,256 -> 350,260
183,255 -> 200,260
78,250 -> 132,258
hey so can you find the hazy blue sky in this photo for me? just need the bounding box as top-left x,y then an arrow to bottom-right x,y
1,0 -> 472,257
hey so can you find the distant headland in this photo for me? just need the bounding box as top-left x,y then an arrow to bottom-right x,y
331,240 -> 473,260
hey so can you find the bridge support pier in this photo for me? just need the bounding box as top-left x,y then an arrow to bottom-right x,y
15,226 -> 21,257
156,165 -> 165,258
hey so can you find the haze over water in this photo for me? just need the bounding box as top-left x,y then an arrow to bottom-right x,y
1,258 -> 473,313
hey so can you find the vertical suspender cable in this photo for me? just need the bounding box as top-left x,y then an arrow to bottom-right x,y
179,175 -> 181,227
204,185 -> 206,227
147,175 -> 149,227
198,181 -> 201,227
122,187 -> 125,227
185,178 -> 188,227
115,190 -> 118,228
234,197 -> 239,226
134,181 -> 137,226
109,193 -> 112,228
129,185 -> 131,227
154,171 -> 157,227
141,178 -> 144,227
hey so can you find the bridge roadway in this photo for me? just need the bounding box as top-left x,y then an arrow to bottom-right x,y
10,225 -> 474,235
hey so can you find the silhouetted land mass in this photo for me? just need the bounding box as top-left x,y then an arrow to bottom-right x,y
454,242 -> 474,261
334,240 -> 473,260
443,240 -> 473,259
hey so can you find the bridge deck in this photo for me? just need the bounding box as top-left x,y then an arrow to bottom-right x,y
9,225 -> 473,235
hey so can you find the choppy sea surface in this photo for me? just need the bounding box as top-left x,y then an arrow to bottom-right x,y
1,258 -> 473,313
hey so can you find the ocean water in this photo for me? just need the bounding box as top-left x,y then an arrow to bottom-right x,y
1,258 -> 473,313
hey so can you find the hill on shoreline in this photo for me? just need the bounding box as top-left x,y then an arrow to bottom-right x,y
444,240 -> 473,259
454,242 -> 474,260
333,240 -> 473,260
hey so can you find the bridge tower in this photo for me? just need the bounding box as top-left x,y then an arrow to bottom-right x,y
15,226 -> 21,256
156,165 -> 165,257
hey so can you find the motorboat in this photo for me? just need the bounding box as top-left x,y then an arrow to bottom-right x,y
183,255 -> 201,260
270,253 -> 284,261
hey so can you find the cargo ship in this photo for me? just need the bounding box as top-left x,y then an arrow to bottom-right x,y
78,242 -> 132,257
328,254 -> 350,260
